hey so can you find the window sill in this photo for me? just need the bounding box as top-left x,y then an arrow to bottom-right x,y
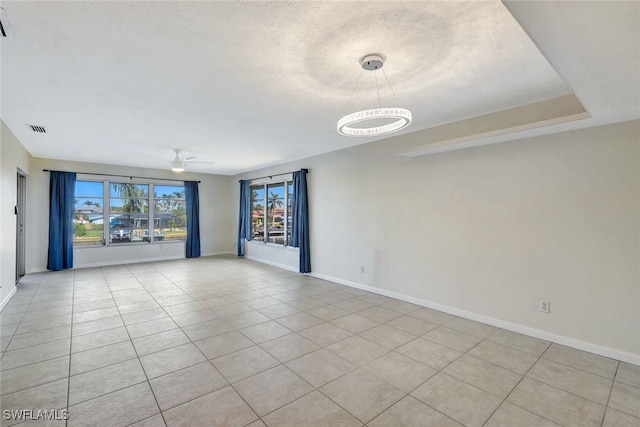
246,240 -> 299,252
74,240 -> 185,249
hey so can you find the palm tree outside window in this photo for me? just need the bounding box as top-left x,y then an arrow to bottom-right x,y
249,180 -> 292,246
267,183 -> 285,244
110,183 -> 149,243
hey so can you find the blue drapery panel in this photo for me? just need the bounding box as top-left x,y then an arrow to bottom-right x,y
237,180 -> 251,256
47,171 -> 76,271
292,169 -> 310,273
185,181 -> 201,258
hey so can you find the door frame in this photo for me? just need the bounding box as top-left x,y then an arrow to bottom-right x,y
16,169 -> 27,283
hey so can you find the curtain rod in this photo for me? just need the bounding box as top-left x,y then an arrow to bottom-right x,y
42,169 -> 201,184
240,168 -> 308,183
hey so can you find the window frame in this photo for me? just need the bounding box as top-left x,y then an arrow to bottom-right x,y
152,184 -> 187,243
73,176 -> 187,248
73,180 -> 105,247
108,182 -> 150,245
249,176 -> 294,248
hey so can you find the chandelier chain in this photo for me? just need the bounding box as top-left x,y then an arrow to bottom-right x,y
343,68 -> 363,116
375,70 -> 382,109
381,68 -> 399,102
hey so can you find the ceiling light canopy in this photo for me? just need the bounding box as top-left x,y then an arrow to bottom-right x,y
337,54 -> 412,137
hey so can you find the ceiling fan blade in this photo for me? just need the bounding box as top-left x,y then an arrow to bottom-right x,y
184,156 -> 198,161
186,161 -> 215,164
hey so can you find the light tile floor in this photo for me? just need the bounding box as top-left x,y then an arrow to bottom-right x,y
0,256 -> 638,427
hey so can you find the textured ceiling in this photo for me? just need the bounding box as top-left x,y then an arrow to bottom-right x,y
0,1 -> 637,175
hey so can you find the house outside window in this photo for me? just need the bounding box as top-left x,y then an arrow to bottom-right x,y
73,179 -> 186,246
73,181 -> 104,246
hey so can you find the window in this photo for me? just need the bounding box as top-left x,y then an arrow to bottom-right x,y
73,179 -> 186,246
287,181 -> 293,246
154,185 -> 186,241
73,181 -> 104,246
267,182 -> 285,244
109,183 -> 149,244
250,179 -> 293,246
251,186 -> 265,241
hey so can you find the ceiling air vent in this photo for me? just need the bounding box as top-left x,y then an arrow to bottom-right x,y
0,8 -> 14,39
27,124 -> 46,133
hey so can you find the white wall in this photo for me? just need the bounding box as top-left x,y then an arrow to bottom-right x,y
234,120 -> 640,363
0,121 -> 31,308
244,240 -> 299,272
28,158 -> 234,272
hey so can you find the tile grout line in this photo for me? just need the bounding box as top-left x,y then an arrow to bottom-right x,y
247,304 -> 453,423
101,265 -> 169,427
0,283 -> 75,398
427,328 -> 620,415
482,341 -> 562,427
65,268 -> 77,427
1,273 -> 45,356
537,352 -> 621,381
147,260 -> 402,425
315,378 -> 404,426
266,310 -> 418,425
391,331 -> 483,425
143,264 -> 269,416
601,362 -> 621,426
0,337 -> 72,372
1,277 -> 69,418
144,260 -> 636,424
388,326 -> 554,426
145,261 -> 265,425
515,347 -> 620,408
6,259 -> 638,426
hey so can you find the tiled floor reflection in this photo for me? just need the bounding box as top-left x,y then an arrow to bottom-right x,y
0,255 -> 638,426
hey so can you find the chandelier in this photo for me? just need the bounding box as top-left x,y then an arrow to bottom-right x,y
337,54 -> 412,137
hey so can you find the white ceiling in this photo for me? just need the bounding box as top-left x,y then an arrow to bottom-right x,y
1,1 -> 638,175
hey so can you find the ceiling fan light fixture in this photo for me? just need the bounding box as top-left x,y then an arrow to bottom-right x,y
337,53 -> 412,137
171,160 -> 185,172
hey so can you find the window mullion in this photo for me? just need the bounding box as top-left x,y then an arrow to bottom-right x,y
149,184 -> 154,243
263,184 -> 268,243
103,181 -> 110,245
283,180 -> 288,247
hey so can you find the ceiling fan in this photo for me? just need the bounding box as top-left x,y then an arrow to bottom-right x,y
170,149 -> 214,172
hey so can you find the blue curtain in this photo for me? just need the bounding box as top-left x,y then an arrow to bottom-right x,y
47,171 -> 76,271
185,181 -> 201,258
237,180 -> 251,256
292,169 -> 310,273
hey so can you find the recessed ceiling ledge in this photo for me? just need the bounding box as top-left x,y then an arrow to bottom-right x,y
400,94 -> 590,157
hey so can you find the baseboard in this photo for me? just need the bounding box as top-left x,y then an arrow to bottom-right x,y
245,255 -> 299,273
201,251 -> 236,257
74,254 -> 185,269
0,286 -> 17,312
309,272 -> 640,366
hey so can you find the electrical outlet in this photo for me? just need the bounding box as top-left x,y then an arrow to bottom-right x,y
539,300 -> 550,313
360,266 -> 365,274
